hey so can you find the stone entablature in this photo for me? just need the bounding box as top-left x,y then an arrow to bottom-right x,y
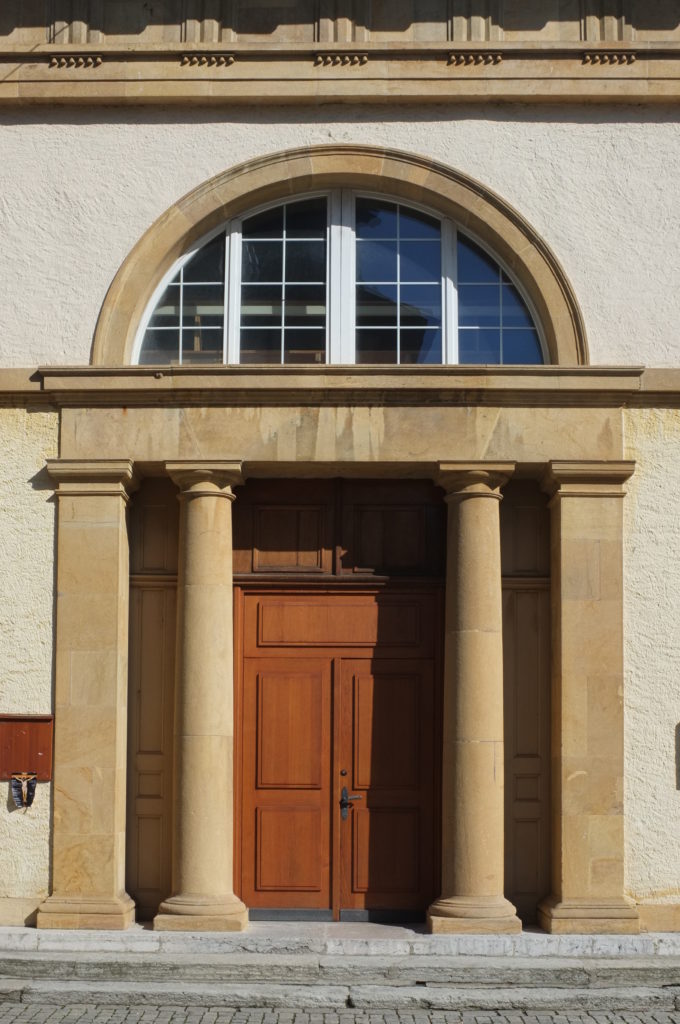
2,41 -> 680,103
3,2 -> 679,47
1,1 -> 680,103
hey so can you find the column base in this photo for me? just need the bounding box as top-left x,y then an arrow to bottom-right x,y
154,893 -> 248,932
427,895 -> 522,934
36,894 -> 135,930
538,896 -> 640,934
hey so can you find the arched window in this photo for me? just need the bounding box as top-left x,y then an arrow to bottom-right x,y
134,193 -> 545,366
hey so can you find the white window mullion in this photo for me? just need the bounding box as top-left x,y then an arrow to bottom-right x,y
281,207 -> 287,365
328,190 -> 343,364
178,265 -> 184,366
442,220 -> 458,365
227,222 -> 242,364
338,189 -> 356,364
222,229 -> 230,364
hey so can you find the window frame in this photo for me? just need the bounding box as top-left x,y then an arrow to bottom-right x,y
132,189 -> 547,367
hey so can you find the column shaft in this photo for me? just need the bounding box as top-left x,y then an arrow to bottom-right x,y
428,463 -> 521,934
154,462 -> 247,931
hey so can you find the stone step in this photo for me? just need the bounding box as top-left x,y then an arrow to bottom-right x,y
2,951 -> 680,989
0,978 -> 679,1011
3,925 -> 680,959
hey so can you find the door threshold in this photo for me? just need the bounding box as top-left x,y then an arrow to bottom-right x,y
248,909 -> 425,923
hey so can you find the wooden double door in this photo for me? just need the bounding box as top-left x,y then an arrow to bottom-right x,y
236,587 -> 441,919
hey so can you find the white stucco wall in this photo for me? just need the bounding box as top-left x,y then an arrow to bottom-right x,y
0,408 -> 57,922
0,104 -> 679,368
624,408 -> 680,905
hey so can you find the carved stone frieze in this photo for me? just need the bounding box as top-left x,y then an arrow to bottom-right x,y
314,53 -> 368,67
448,52 -> 502,67
48,54 -> 102,69
180,53 -> 235,67
582,50 -> 637,65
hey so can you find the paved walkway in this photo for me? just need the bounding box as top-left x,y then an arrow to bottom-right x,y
1,1009 -> 680,1024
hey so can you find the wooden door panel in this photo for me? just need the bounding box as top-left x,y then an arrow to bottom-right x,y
340,659 -> 435,911
352,808 -> 421,895
241,657 -> 332,908
353,670 -> 421,791
127,584 -> 176,920
503,585 -> 551,924
256,807 -> 324,891
257,670 -> 323,789
245,591 -> 435,656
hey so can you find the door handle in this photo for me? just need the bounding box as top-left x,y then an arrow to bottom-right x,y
340,785 -> 363,820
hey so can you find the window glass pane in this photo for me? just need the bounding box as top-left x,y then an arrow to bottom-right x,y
286,197 -> 327,238
240,284 -> 282,327
284,329 -> 326,364
356,328 -> 398,364
148,283 -> 180,329
502,283 -> 534,328
286,240 -> 326,283
401,328 -> 442,364
400,241 -> 440,282
459,284 -> 501,328
242,240 -> 283,282
242,205 -> 284,239
356,198 -> 398,239
457,235 -> 499,284
356,284 -> 398,326
399,208 -> 440,240
183,232 -> 225,283
502,329 -> 543,364
181,327 -> 223,364
284,285 -> 326,327
400,284 -> 441,326
138,329 -> 179,364
240,329 -> 281,363
357,239 -> 398,282
181,284 -> 224,329
459,328 -> 501,364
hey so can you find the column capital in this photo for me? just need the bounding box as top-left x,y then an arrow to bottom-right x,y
165,461 -> 243,498
542,460 -> 635,500
46,459 -> 138,500
437,462 -> 515,499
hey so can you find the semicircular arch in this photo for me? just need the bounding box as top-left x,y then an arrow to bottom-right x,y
91,145 -> 588,367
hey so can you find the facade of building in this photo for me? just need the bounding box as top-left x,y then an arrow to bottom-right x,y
1,2 -> 680,935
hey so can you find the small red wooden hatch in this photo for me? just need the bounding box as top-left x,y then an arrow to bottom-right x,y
0,716 -> 53,781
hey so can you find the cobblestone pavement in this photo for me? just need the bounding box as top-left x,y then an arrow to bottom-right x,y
1,1010 -> 680,1024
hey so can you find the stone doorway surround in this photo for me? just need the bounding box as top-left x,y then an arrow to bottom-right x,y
34,366 -> 640,934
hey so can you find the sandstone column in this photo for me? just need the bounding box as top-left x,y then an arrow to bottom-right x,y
538,461 -> 639,934
154,462 -> 248,931
37,460 -> 137,929
428,462 -> 521,934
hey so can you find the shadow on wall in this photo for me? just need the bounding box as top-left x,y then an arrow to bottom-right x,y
1,1 -> 680,38
676,723 -> 680,790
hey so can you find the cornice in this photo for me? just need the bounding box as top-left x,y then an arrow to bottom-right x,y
34,365 -> 644,409
2,42 -> 680,104
8,364 -> 680,409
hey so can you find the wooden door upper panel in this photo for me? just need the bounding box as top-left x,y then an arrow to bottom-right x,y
243,590 -> 438,658
233,479 -> 445,578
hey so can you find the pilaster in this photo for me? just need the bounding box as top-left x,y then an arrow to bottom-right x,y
538,460 -> 639,934
37,460 -> 138,929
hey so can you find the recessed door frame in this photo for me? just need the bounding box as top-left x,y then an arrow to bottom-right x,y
233,581 -> 443,921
